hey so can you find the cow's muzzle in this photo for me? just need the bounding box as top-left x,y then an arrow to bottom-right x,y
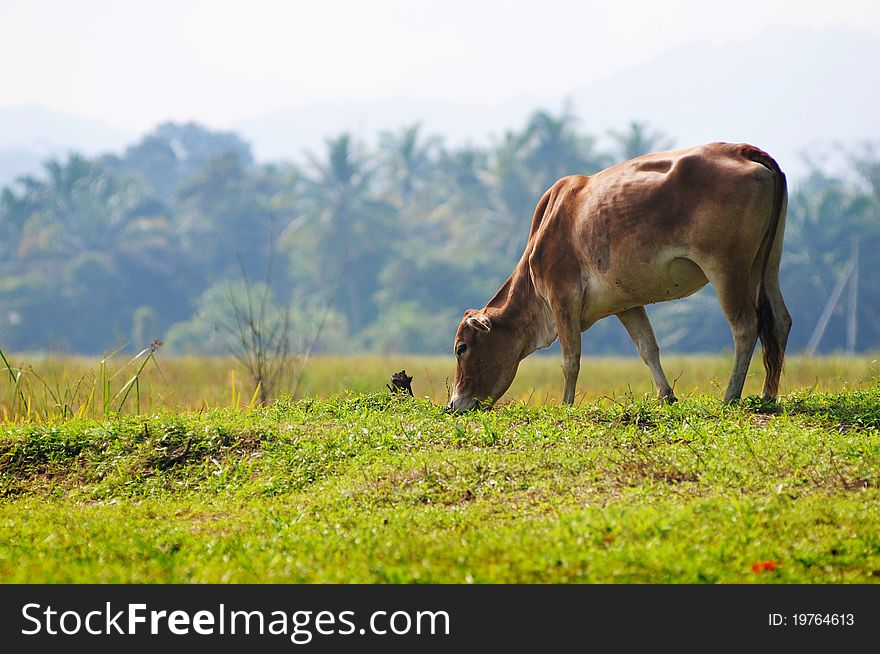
445,396 -> 479,413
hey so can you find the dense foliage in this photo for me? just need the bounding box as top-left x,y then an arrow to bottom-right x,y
1,114 -> 877,355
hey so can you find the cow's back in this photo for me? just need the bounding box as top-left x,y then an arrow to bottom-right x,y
528,143 -> 777,322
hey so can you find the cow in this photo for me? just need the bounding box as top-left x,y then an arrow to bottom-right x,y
447,142 -> 790,411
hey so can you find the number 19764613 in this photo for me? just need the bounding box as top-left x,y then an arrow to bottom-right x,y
769,613 -> 854,626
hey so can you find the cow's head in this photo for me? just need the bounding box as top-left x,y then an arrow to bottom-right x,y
447,309 -> 522,411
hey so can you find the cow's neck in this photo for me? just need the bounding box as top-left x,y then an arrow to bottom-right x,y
484,257 -> 557,359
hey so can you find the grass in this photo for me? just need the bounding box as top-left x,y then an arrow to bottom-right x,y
1,351 -> 877,419
1,367 -> 879,583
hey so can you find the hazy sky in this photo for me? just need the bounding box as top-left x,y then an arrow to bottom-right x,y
2,0 -> 880,132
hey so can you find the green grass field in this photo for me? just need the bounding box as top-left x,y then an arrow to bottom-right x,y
1,354 -> 878,582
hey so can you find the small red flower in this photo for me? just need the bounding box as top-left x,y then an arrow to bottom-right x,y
751,560 -> 782,573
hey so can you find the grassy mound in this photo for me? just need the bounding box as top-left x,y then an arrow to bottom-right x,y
1,386 -> 878,583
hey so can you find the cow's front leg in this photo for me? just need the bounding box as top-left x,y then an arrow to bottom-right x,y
551,302 -> 583,405
561,345 -> 581,404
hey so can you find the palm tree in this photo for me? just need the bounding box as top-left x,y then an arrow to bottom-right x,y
288,134 -> 394,334
480,131 -> 537,258
378,123 -> 441,207
782,166 -> 877,352
0,154 -> 182,351
14,155 -> 167,263
521,109 -> 609,191
608,121 -> 674,161
175,151 -> 283,280
477,111 -> 609,259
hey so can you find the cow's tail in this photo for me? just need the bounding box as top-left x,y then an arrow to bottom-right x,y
742,145 -> 788,397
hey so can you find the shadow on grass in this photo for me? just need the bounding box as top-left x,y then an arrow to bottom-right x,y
782,386 -> 880,430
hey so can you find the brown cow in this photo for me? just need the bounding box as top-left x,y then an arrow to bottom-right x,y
448,142 -> 790,411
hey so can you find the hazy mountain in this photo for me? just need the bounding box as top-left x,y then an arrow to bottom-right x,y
1,26 -> 877,187
571,26 -> 880,179
0,148 -> 44,189
234,26 -> 880,179
0,104 -> 131,151
0,105 -> 133,187
233,96 -> 543,160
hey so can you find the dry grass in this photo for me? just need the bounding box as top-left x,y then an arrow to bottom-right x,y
1,351 -> 876,421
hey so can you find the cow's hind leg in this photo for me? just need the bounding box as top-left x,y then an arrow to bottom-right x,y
616,306 -> 676,403
706,268 -> 760,403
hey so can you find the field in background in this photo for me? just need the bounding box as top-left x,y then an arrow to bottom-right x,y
1,353 -> 878,420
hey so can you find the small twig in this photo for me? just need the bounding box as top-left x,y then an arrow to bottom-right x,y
160,438 -> 192,468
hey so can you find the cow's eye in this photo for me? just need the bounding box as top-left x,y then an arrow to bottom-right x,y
456,342 -> 467,356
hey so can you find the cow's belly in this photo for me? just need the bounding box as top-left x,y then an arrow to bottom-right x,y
583,253 -> 708,323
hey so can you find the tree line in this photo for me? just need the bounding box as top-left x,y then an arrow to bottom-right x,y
0,113 -> 877,355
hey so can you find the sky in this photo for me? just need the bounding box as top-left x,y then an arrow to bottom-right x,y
3,0 -> 880,133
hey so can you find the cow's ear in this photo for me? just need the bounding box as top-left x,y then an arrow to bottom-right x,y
466,311 -> 492,332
